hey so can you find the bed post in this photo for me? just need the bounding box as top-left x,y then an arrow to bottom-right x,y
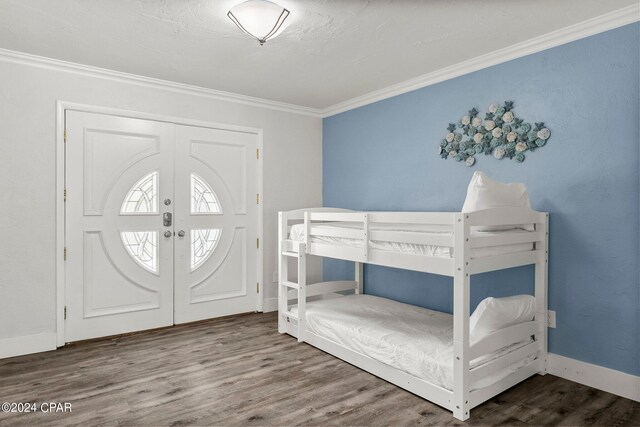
278,212 -> 288,334
362,213 -> 369,264
452,213 -> 470,421
303,211 -> 310,247
297,242 -> 307,343
355,262 -> 364,294
535,213 -> 549,374
356,212 -> 368,294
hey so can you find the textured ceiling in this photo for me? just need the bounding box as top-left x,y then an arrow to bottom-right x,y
0,0 -> 635,109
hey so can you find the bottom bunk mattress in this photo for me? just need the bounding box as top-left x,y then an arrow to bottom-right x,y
290,294 -> 538,391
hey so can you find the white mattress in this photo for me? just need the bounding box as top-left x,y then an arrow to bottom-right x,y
289,222 -> 533,258
290,294 -> 537,391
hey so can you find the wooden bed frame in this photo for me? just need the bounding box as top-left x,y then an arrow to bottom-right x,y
277,207 -> 549,421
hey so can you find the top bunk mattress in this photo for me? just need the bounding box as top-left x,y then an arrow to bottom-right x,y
290,294 -> 537,391
289,222 -> 534,258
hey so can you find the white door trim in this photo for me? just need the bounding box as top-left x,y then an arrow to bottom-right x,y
55,101 -> 264,347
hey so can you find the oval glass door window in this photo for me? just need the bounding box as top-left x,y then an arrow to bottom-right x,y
121,171 -> 158,214
191,173 -> 221,214
120,231 -> 158,273
191,229 -> 221,271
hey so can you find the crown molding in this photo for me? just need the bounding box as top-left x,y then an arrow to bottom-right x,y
321,4 -> 640,118
0,48 -> 323,118
0,4 -> 636,119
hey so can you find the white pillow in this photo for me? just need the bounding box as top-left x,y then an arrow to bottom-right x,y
470,295 -> 536,344
288,224 -> 305,241
461,171 -> 533,231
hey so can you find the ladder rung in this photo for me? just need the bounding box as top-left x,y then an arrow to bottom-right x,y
282,251 -> 299,257
284,310 -> 298,320
281,281 -> 300,289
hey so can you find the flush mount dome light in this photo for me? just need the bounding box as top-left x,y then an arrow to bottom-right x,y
227,0 -> 290,45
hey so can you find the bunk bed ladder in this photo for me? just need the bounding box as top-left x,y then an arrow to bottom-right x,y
278,212 -> 307,342
277,212 -> 289,335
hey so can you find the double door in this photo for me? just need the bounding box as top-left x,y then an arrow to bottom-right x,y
65,111 -> 259,342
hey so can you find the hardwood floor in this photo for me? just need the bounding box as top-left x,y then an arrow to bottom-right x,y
0,312 -> 638,426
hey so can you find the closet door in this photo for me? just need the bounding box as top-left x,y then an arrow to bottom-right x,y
65,111 -> 175,342
173,125 -> 259,323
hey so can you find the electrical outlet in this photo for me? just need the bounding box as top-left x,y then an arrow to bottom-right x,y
547,310 -> 556,328
272,271 -> 278,283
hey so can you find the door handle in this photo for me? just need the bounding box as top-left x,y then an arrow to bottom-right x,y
163,212 -> 172,227
163,230 -> 172,238
177,230 -> 185,238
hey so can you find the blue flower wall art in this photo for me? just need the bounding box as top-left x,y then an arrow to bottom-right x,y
438,101 -> 551,166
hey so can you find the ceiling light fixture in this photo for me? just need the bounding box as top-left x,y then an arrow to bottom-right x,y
227,0 -> 290,46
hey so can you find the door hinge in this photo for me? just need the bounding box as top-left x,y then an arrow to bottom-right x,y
257,282 -> 260,293
256,193 -> 260,204
64,306 -> 67,320
256,238 -> 259,249
256,148 -> 259,160
64,187 -> 67,202
64,247 -> 67,261
64,129 -> 67,143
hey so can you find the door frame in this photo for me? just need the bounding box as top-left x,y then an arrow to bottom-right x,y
55,101 -> 264,347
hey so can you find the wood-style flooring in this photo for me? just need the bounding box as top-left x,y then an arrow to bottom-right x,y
0,312 -> 638,426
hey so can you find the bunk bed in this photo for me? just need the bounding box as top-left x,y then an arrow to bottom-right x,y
277,204 -> 548,421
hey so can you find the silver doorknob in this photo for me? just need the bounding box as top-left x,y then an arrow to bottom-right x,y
164,198 -> 171,206
177,230 -> 185,237
164,231 -> 172,238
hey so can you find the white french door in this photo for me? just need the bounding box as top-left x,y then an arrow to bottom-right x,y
65,111 -> 259,343
173,125 -> 258,323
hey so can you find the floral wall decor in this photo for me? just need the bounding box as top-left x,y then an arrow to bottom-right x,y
438,101 -> 551,166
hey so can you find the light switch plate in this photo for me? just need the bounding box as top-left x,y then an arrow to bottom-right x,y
547,310 -> 556,328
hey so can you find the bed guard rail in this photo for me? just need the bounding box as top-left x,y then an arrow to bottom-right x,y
281,207 -> 548,273
468,320 -> 539,360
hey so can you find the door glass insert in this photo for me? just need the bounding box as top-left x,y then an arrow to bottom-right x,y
191,229 -> 221,270
121,231 -> 158,273
191,173 -> 221,214
121,171 -> 158,214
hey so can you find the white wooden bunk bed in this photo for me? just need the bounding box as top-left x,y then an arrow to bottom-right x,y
277,206 -> 548,421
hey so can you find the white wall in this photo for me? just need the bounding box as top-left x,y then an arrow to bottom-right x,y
0,58 -> 322,346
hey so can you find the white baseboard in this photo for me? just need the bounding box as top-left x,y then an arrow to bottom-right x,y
262,292 -> 340,313
548,353 -> 640,402
262,297 -> 278,313
0,332 -> 57,359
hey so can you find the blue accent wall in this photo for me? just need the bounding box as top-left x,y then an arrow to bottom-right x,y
322,23 -> 639,376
